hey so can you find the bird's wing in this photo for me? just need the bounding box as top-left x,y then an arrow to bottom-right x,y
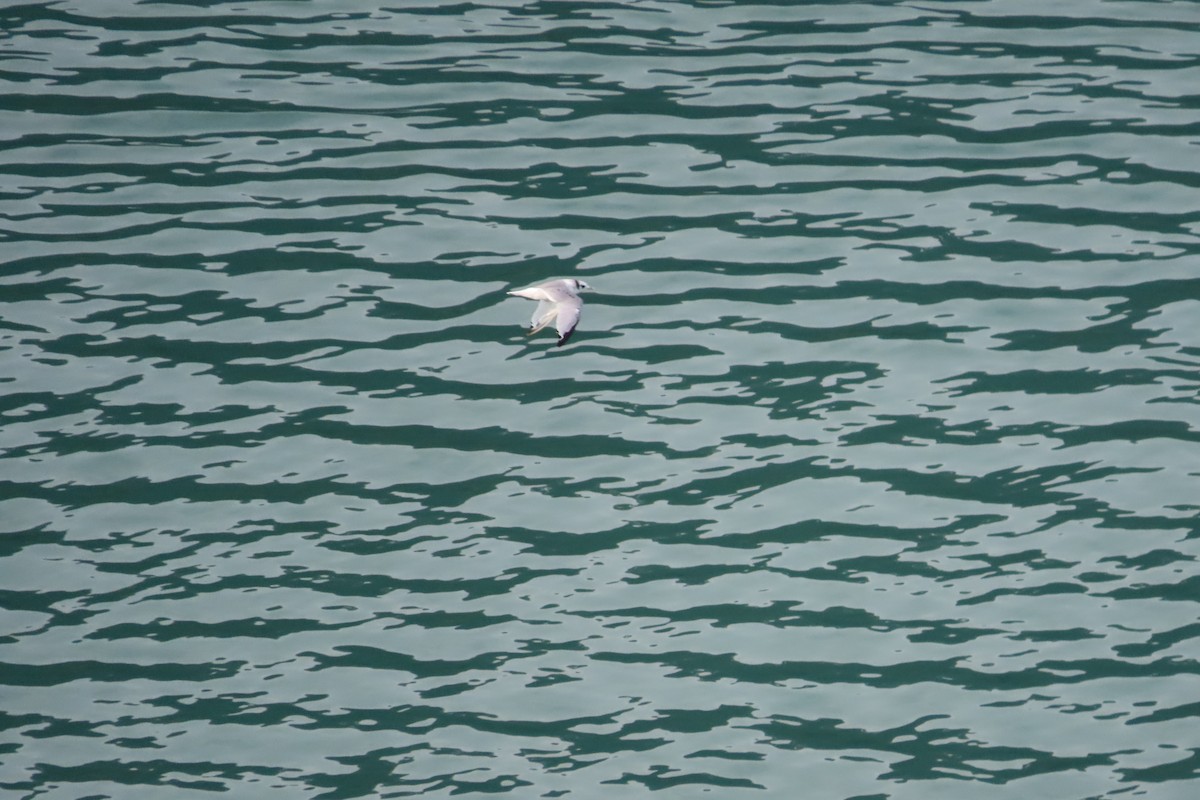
539,282 -> 574,302
554,297 -> 582,347
508,287 -> 554,301
529,299 -> 554,329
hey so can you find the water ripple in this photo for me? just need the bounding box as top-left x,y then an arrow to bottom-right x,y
3,1 -> 1200,798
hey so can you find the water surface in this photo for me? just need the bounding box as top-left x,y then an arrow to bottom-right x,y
2,1 -> 1199,798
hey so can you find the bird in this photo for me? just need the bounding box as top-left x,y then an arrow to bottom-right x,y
507,278 -> 591,347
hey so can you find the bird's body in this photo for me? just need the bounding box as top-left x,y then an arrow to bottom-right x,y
507,278 -> 591,346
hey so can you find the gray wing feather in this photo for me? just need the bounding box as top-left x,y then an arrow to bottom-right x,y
530,299 -> 554,328
554,297 -> 582,346
540,283 -> 575,302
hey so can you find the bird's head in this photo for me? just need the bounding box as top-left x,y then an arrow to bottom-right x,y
571,279 -> 592,292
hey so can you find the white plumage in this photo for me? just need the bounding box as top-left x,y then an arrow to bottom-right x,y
507,278 -> 591,346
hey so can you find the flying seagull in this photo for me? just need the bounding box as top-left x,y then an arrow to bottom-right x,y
507,278 -> 591,347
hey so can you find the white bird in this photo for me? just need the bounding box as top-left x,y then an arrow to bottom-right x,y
507,278 -> 591,347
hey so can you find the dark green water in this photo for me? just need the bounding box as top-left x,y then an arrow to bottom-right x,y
2,1 -> 1199,797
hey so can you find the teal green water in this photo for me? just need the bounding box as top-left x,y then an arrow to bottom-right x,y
2,1 -> 1199,798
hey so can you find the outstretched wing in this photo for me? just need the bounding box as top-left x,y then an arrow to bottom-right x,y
529,299 -> 554,329
508,286 -> 554,302
527,302 -> 559,337
554,298 -> 582,347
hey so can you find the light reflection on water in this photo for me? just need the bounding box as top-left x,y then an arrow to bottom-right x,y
1,1 -> 1199,798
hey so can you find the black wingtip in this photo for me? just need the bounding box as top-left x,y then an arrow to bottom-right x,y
556,328 -> 576,347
